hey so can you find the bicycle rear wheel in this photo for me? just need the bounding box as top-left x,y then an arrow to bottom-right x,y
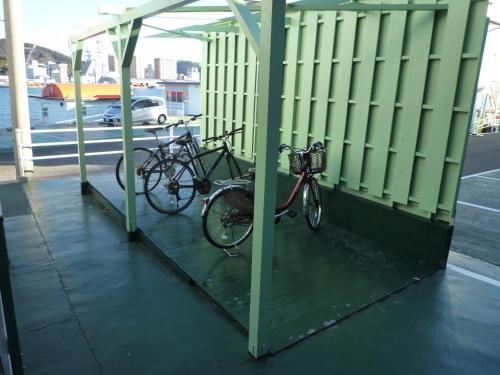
144,158 -> 196,214
202,186 -> 254,249
303,177 -> 322,231
115,147 -> 160,194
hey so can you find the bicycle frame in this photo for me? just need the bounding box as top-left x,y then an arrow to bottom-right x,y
184,140 -> 238,180
276,171 -> 308,213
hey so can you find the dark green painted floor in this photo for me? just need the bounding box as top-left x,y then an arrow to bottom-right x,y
2,177 -> 500,374
88,173 -> 438,352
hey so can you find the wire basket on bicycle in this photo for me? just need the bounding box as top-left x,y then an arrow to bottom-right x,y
288,144 -> 326,175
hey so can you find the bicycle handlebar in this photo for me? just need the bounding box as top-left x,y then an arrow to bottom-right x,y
164,114 -> 203,131
202,127 -> 243,143
278,142 -> 324,154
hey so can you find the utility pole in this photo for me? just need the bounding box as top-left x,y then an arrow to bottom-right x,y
3,0 -> 34,179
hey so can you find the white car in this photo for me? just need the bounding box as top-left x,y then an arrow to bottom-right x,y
103,96 -> 168,125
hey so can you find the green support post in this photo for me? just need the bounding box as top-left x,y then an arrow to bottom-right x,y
109,19 -> 142,240
248,0 -> 286,359
227,0 -> 261,55
72,40 -> 87,195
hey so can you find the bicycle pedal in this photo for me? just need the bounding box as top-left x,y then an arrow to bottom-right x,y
287,209 -> 298,218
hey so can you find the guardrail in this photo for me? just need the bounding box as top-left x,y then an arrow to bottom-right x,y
15,120 -> 201,163
0,203 -> 24,375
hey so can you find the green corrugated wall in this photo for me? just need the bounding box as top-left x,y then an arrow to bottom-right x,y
201,0 -> 489,224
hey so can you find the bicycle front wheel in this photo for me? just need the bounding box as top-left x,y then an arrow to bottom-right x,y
303,177 -> 322,231
202,186 -> 254,249
115,148 -> 160,194
144,158 -> 196,214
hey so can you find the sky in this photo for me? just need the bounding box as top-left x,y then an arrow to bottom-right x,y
0,0 -> 499,72
0,0 -> 233,62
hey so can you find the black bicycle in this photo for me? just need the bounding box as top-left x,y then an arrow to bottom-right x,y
115,114 -> 202,194
143,127 -> 244,214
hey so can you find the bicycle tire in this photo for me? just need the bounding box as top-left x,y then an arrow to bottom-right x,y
144,158 -> 196,214
303,177 -> 322,231
202,186 -> 254,249
115,147 -> 161,194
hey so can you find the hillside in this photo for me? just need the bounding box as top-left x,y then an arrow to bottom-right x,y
0,39 -> 71,70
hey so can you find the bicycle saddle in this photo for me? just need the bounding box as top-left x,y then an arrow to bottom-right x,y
145,127 -> 164,135
175,135 -> 193,146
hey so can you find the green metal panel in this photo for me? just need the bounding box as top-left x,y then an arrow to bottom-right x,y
225,33 -> 236,138
244,45 -> 258,160
206,32 -> 217,140
367,5 -> 407,198
418,0 -> 470,213
391,1 -> 436,205
200,38 -> 208,136
234,33 -> 246,153
279,12 -> 301,171
327,12 -> 357,185
345,11 -> 380,191
295,12 -> 318,148
201,0 -> 488,223
216,33 -> 226,138
312,12 -> 336,148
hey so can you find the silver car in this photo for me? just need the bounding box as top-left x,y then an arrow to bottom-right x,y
103,96 -> 168,125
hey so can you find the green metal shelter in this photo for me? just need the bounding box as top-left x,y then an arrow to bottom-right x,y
71,0 -> 489,359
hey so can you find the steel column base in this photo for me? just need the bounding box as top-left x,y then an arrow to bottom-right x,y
128,230 -> 140,242
81,182 -> 89,195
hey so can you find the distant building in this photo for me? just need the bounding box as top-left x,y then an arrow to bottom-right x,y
144,64 -> 154,79
108,55 -> 116,72
154,58 -> 161,79
163,59 -> 177,80
131,55 -> 146,79
58,64 -> 69,83
153,58 -> 176,80
187,66 -> 200,81
26,60 -> 49,81
162,80 -> 201,115
131,56 -> 138,79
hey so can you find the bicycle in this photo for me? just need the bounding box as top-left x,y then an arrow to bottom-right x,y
115,114 -> 202,194
201,142 -> 326,249
143,127 -> 244,214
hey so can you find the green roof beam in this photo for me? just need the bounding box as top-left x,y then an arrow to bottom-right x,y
166,1 -> 448,13
227,0 -> 260,55
289,0 -> 448,11
71,0 -> 197,42
143,23 -> 209,41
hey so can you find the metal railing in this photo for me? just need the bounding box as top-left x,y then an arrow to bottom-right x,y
472,111 -> 500,135
15,119 -> 201,164
165,101 -> 185,117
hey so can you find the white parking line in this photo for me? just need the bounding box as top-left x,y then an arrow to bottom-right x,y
457,201 -> 500,214
447,264 -> 500,288
461,167 -> 500,180
478,175 -> 500,181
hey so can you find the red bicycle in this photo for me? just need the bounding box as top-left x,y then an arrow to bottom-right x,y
201,142 -> 326,249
